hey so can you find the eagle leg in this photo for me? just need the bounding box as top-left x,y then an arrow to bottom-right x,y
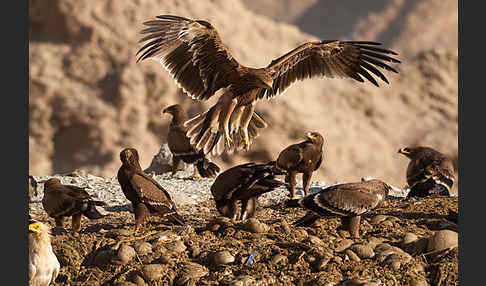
285,171 -> 298,199
302,171 -> 313,197
240,103 -> 256,151
72,213 -> 82,233
171,156 -> 181,177
192,166 -> 201,179
134,203 -> 150,232
55,217 -> 65,228
218,95 -> 238,147
241,197 -> 257,220
342,216 -> 361,238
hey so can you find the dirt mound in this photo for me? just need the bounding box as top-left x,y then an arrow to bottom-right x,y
31,195 -> 458,285
29,0 -> 458,194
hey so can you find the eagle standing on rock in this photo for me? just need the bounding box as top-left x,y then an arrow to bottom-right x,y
136,15 -> 401,156
211,162 -> 286,220
29,218 -> 60,286
42,178 -> 106,233
162,104 -> 220,178
286,178 -> 391,238
117,148 -> 185,231
398,146 -> 455,198
276,132 -> 324,199
29,175 -> 38,203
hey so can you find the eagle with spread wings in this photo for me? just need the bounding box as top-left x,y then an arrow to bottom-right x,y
137,15 -> 401,156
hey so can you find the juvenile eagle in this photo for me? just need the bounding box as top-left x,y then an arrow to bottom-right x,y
29,218 -> 60,286
398,146 -> 455,198
286,178 -> 391,238
276,132 -> 324,199
136,15 -> 401,155
42,178 -> 106,233
117,148 -> 185,231
211,162 -> 286,220
162,104 -> 220,178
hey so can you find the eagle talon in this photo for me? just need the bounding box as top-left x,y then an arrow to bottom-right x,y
243,137 -> 250,151
225,135 -> 233,145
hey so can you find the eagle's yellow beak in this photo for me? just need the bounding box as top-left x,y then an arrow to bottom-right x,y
398,148 -> 410,155
306,132 -> 315,140
161,107 -> 168,115
29,222 -> 42,234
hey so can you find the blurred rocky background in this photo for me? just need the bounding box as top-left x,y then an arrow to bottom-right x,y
29,0 -> 458,193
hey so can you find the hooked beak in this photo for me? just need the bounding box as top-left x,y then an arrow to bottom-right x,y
305,132 -> 315,141
398,148 -> 410,155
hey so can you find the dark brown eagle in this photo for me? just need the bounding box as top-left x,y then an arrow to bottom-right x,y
276,132 -> 324,199
211,162 -> 286,220
117,148 -> 185,231
162,104 -> 220,178
398,146 -> 455,198
29,175 -> 38,202
136,15 -> 401,156
42,178 -> 106,233
285,178 -> 391,238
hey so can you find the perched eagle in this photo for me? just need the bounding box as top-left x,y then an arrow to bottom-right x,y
29,175 -> 38,203
136,15 -> 401,156
211,162 -> 286,220
286,178 -> 391,238
117,148 -> 185,231
29,218 -> 60,286
162,104 -> 220,178
42,178 -> 106,233
276,132 -> 324,199
398,146 -> 455,198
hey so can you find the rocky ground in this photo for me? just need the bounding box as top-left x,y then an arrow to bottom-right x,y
29,171 -> 458,286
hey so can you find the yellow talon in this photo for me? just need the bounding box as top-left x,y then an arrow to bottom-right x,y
225,135 -> 233,144
244,137 -> 250,151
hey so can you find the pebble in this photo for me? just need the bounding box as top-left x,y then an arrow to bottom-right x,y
142,264 -> 166,281
345,249 -> 361,262
427,229 -> 458,252
210,250 -> 235,266
307,235 -> 324,245
243,218 -> 269,233
166,240 -> 187,253
134,242 -> 152,256
334,239 -> 354,252
350,243 -> 375,259
229,275 -> 256,286
174,262 -> 208,285
116,244 -> 136,264
401,232 -> 419,246
370,215 -> 389,225
270,254 -> 288,265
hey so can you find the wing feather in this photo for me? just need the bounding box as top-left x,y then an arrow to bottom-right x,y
264,41 -> 400,99
137,15 -> 241,101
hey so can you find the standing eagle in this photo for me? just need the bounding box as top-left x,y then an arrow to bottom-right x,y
286,178 -> 391,238
117,148 -> 185,231
42,178 -> 106,233
276,132 -> 324,199
210,162 -> 286,220
29,218 -> 60,286
136,15 -> 401,156
398,146 -> 455,198
162,104 -> 220,178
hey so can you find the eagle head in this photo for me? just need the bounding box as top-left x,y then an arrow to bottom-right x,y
120,148 -> 140,167
162,104 -> 183,115
305,132 -> 324,146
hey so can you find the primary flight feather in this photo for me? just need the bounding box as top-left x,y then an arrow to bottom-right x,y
137,15 -> 401,156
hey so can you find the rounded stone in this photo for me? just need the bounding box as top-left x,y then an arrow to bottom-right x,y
402,232 -> 419,246
142,264 -> 166,281
211,250 -> 235,266
270,254 -> 288,265
243,218 -> 269,233
166,240 -> 187,253
345,249 -> 361,262
350,244 -> 375,259
134,242 -> 152,256
427,230 -> 458,252
370,215 -> 389,225
117,244 -> 136,264
334,239 -> 354,252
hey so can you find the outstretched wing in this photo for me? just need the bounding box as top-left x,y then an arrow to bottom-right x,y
261,41 -> 400,99
136,15 -> 241,101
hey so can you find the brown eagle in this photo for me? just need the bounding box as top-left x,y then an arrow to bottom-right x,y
398,146 -> 455,198
117,148 -> 185,231
276,132 -> 324,199
162,104 -> 220,178
136,15 -> 401,156
42,178 -> 106,233
286,178 -> 391,238
29,218 -> 60,286
211,161 -> 286,220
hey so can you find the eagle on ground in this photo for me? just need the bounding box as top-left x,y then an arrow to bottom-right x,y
276,132 -> 324,199
398,146 -> 455,198
117,148 -> 185,231
136,15 -> 401,156
29,175 -> 38,203
211,162 -> 286,220
29,218 -> 60,286
286,178 -> 391,238
162,104 -> 220,178
42,178 -> 106,233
